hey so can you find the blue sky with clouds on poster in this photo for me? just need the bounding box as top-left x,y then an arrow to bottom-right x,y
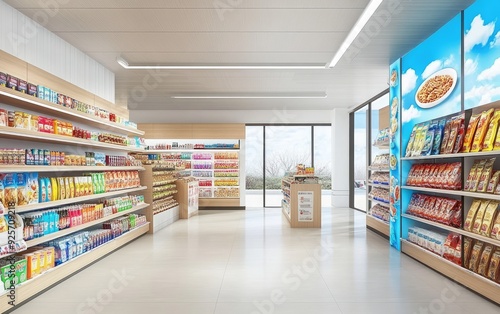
464,0 -> 500,109
401,14 -> 462,129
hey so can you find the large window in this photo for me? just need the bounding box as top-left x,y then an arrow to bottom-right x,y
353,106 -> 368,212
245,124 -> 331,208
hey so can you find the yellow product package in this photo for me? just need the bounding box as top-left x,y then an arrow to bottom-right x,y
486,170 -> 500,193
478,245 -> 494,276
464,199 -> 482,231
463,113 -> 480,152
482,110 -> 500,151
471,109 -> 494,152
464,160 -> 481,191
469,159 -> 487,192
480,201 -> 499,236
472,200 -> 491,234
477,158 -> 496,192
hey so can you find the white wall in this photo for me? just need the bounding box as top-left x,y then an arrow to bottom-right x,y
130,110 -> 333,124
0,1 -> 115,102
331,108 -> 350,208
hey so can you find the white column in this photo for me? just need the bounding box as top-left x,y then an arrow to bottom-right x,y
331,108 -> 350,208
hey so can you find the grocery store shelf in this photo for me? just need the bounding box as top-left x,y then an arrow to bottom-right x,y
366,215 -> 390,237
0,85 -> 145,136
0,126 -> 144,152
152,180 -> 177,187
367,182 -> 390,189
0,223 -> 149,313
15,186 -> 147,213
368,165 -> 390,171
368,197 -> 390,207
373,143 -> 390,149
26,203 -> 149,247
282,206 -> 291,222
402,186 -> 500,200
144,149 -> 238,153
0,165 -> 145,173
401,150 -> 500,160
402,214 -> 500,248
401,240 -> 500,304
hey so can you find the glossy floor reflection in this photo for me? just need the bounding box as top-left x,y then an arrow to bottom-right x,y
10,208 -> 499,314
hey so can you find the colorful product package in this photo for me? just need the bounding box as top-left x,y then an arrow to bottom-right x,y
452,117 -> 465,153
26,172 -> 38,205
431,119 -> 446,155
469,241 -> 485,273
16,173 -> 28,206
480,201 -> 498,236
405,125 -> 418,157
487,249 -> 500,281
2,173 -> 17,207
471,109 -> 494,152
478,244 -> 494,276
463,237 -> 474,268
465,160 -> 481,191
464,200 -> 482,231
482,109 -> 500,151
440,120 -> 452,154
490,210 -> 500,240
463,113 -> 481,152
469,159 -> 487,192
486,171 -> 500,193
421,122 -> 437,156
476,158 -> 496,192
472,200 -> 490,234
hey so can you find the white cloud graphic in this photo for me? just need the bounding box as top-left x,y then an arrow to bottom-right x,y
465,14 -> 495,52
444,54 -> 455,66
422,60 -> 443,79
465,84 -> 500,106
402,68 -> 418,96
402,104 -> 421,123
478,57 -> 500,81
490,31 -> 500,48
464,58 -> 478,76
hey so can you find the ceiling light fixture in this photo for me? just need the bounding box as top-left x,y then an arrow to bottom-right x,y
117,57 -> 326,70
328,0 -> 383,68
171,93 -> 327,99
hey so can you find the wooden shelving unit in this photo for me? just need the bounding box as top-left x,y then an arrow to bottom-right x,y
0,223 -> 150,312
138,165 -> 179,233
176,179 -> 199,219
0,165 -> 144,173
281,177 -> 321,228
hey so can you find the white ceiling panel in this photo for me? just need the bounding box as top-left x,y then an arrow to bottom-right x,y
3,0 -> 476,111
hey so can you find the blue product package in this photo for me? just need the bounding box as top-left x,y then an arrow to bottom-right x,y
421,122 -> 437,156
37,85 -> 45,100
44,87 -> 50,102
431,119 -> 447,155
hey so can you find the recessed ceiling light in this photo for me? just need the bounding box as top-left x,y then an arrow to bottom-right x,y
329,0 -> 383,68
117,57 -> 327,70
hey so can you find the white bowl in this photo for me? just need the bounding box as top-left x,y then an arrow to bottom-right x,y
415,68 -> 458,109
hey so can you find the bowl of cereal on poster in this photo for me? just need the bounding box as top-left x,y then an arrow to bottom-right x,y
390,155 -> 397,170
390,69 -> 398,87
391,97 -> 398,118
415,68 -> 457,109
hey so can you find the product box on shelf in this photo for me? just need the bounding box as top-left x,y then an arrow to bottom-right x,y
0,257 -> 27,289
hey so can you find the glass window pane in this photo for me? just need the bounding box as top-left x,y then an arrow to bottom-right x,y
265,126 -> 312,207
245,126 -> 264,207
314,126 -> 332,206
354,106 -> 368,212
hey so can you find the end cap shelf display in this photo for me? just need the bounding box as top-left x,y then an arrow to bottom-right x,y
281,174 -> 321,228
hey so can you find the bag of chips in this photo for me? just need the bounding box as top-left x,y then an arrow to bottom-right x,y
405,125 -> 418,157
486,170 -> 500,193
421,122 -> 437,156
477,158 -> 496,192
445,118 -> 460,154
487,249 -> 500,282
431,119 -> 446,155
463,237 -> 474,269
452,115 -> 465,153
471,108 -> 494,152
469,241 -> 485,273
464,199 -> 483,231
462,113 -> 480,152
469,159 -> 487,192
465,160 -> 481,191
472,200 -> 490,234
478,245 -> 494,276
482,109 -> 500,151
480,201 -> 498,236
440,120 -> 452,154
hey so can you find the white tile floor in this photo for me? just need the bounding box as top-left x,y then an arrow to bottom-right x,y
9,208 -> 500,314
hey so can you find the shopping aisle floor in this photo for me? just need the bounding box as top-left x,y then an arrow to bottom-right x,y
10,208 -> 499,314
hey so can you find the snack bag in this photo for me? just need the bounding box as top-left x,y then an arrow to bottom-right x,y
476,158 -> 496,192
486,170 -> 500,193
487,249 -> 500,282
469,241 -> 485,273
405,125 -> 418,157
490,211 -> 500,240
462,113 -> 480,152
16,173 -> 28,206
471,108 -> 494,152
478,244 -> 494,276
447,162 -> 462,190
421,122 -> 436,156
440,120 -> 452,154
469,159 -> 487,192
443,233 -> 460,261
452,238 -> 462,265
431,119 -> 446,155
482,109 -> 500,151
480,201 -> 498,236
444,118 -> 460,154
472,200 -> 490,234
465,160 -> 481,191
463,237 -> 474,268
39,177 -> 46,203
413,124 -> 429,157
465,200 -> 482,231
452,115 -> 465,153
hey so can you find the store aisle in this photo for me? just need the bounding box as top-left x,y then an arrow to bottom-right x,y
10,208 -> 499,314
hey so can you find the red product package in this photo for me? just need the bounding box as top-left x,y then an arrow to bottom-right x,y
423,196 -> 437,219
450,206 -> 462,228
448,162 -> 462,190
439,199 -> 459,225
452,237 -> 462,265
429,197 -> 444,220
443,233 -> 460,262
